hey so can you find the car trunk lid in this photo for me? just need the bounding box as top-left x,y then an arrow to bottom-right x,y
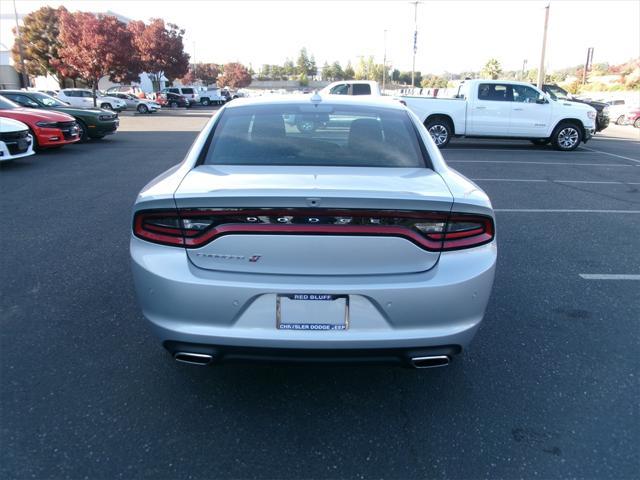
173,165 -> 453,275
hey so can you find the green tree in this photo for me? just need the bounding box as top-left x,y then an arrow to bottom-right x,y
344,61 -> 355,80
481,58 -> 502,80
283,59 -> 295,78
321,61 -> 332,81
11,6 -> 70,85
331,61 -> 344,80
296,48 -> 316,77
298,71 -> 309,87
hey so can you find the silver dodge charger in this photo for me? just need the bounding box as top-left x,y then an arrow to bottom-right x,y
130,94 -> 496,368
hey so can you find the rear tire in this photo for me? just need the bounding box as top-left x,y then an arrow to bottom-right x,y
169,101 -> 178,108
551,122 -> 582,151
296,118 -> 316,133
530,139 -> 550,146
137,104 -> 149,114
634,118 -> 640,129
424,117 -> 452,148
616,115 -> 625,125
201,98 -> 210,106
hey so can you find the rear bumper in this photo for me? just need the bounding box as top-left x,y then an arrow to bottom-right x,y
131,237 -> 496,353
164,342 -> 461,366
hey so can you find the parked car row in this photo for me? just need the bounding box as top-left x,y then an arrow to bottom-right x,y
0,92 -> 120,162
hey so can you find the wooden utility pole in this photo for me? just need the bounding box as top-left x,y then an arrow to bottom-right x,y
582,47 -> 594,85
536,4 -> 550,89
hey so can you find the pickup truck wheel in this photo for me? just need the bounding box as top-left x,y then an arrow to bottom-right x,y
551,122 -> 582,151
530,139 -> 550,146
615,115 -> 625,125
425,119 -> 452,147
296,118 -> 316,133
201,98 -> 210,106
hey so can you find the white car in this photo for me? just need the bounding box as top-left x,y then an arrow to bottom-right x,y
402,79 -> 597,150
320,80 -> 382,96
162,87 -> 200,104
57,89 -> 127,111
0,117 -> 35,162
109,93 -> 161,114
197,87 -> 225,106
607,100 -> 639,125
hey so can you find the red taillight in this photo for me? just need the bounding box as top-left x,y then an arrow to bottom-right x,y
440,214 -> 494,250
133,209 -> 494,251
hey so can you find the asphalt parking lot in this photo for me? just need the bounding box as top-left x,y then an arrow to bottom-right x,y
1,107 -> 639,479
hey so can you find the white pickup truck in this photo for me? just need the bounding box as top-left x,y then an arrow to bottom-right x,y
401,80 -> 597,151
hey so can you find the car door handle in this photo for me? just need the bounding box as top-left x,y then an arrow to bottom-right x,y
514,108 -> 524,111
475,106 -> 486,110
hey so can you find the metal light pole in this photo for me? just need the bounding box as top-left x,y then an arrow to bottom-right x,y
536,4 -> 550,89
410,1 -> 420,87
12,0 -> 28,88
521,59 -> 528,80
382,29 -> 387,92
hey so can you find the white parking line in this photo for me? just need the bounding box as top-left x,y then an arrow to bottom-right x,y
581,147 -> 640,164
579,274 -> 640,280
495,209 -> 640,213
472,178 -> 640,185
448,160 -> 636,167
447,148 -> 593,153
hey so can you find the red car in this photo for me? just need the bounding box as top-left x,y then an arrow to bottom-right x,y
0,95 -> 80,149
623,109 -> 640,128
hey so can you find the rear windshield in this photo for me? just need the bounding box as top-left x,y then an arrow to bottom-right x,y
203,103 -> 428,168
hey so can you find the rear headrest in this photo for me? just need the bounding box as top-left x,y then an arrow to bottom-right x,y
251,114 -> 285,139
348,118 -> 383,149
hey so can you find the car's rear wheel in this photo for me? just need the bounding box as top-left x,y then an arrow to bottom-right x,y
137,104 -> 149,114
201,98 -> 210,106
530,139 -> 550,146
425,117 -> 452,148
634,118 -> 640,128
100,103 -> 113,110
169,101 -> 178,108
551,122 -> 582,151
616,115 -> 625,125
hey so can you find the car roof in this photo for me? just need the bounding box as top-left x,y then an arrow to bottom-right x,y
226,94 -> 405,110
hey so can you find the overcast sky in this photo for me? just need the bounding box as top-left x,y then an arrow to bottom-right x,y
1,0 -> 639,73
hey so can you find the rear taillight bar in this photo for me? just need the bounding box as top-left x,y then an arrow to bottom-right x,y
133,208 -> 494,251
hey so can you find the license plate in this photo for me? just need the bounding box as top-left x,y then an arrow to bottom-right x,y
276,294 -> 349,331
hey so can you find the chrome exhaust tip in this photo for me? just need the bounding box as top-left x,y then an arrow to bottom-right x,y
410,355 -> 450,369
174,352 -> 213,366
